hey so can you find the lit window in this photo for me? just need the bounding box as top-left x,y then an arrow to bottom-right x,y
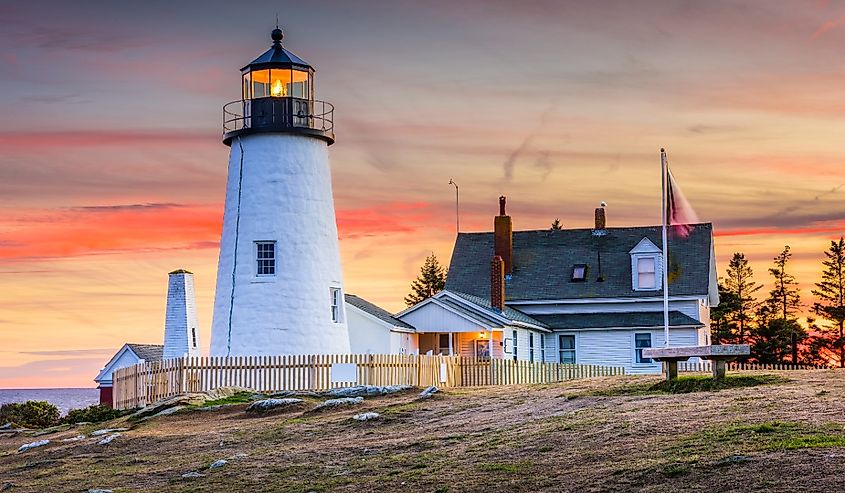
512,329 -> 518,361
255,241 -> 276,276
635,333 -> 652,363
330,287 -> 342,323
559,335 -> 575,364
571,264 -> 587,282
637,257 -> 657,289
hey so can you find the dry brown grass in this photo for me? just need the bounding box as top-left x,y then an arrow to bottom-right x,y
2,370 -> 845,492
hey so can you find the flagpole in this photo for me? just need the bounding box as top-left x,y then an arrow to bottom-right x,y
661,148 -> 670,348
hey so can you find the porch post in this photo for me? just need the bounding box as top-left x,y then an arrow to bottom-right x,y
448,333 -> 454,356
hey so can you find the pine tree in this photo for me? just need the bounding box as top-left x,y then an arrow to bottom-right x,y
722,253 -> 762,344
404,253 -> 447,307
755,246 -> 803,363
812,237 -> 845,367
710,283 -> 740,344
550,218 -> 563,230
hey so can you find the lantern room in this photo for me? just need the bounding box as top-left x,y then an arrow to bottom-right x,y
240,29 -> 314,100
222,28 -> 334,146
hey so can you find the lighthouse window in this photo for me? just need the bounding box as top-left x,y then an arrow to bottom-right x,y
330,287 -> 343,323
255,241 -> 276,276
251,69 -> 270,98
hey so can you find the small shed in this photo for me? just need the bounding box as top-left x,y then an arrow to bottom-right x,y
94,343 -> 163,407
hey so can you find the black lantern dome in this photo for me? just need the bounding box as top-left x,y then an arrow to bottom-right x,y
223,29 -> 334,146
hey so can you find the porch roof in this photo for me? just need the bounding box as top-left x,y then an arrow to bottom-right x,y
531,311 -> 703,330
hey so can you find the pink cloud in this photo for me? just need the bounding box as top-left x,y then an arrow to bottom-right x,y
812,15 -> 845,40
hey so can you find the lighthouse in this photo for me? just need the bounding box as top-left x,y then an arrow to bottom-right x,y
209,28 -> 350,357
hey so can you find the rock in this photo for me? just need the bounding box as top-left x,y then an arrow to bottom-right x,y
61,435 -> 86,442
131,394 -> 208,419
17,439 -> 50,453
0,422 -> 11,430
88,490 -> 113,493
245,398 -> 303,412
313,396 -> 364,411
91,428 -> 129,437
33,424 -> 73,436
181,471 -> 204,478
418,386 -> 439,399
1,482 -> 12,491
209,459 -> 227,469
352,412 -> 380,421
203,386 -> 253,400
97,433 -> 120,445
326,385 -> 411,398
148,405 -> 185,419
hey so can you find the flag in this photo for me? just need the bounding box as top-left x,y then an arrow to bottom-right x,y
666,168 -> 699,237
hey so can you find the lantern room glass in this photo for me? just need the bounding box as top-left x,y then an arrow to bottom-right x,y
242,68 -> 311,100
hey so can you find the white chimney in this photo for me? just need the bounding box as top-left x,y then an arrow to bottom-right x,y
163,269 -> 201,359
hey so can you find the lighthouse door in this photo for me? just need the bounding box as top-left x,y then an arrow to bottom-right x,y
293,98 -> 311,127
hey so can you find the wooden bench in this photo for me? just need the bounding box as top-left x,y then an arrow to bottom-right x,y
641,345 -> 750,381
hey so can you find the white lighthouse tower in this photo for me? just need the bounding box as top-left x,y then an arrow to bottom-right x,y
209,28 -> 350,357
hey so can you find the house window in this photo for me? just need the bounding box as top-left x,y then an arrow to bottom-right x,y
635,333 -> 652,363
559,335 -> 575,364
571,264 -> 587,282
540,335 -> 546,362
438,334 -> 450,355
529,333 -> 535,362
191,327 -> 197,348
512,329 -> 518,361
255,241 -> 276,276
636,257 -> 657,289
330,287 -> 342,323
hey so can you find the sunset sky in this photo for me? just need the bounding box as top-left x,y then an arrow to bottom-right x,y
1,0 -> 844,388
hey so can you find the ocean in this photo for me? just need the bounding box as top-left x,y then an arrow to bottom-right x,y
0,388 -> 100,416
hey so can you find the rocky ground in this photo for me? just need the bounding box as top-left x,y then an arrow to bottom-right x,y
2,370 -> 845,492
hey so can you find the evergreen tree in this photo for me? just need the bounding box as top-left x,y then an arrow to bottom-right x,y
755,246 -> 803,363
722,253 -> 761,344
404,253 -> 447,307
550,218 -> 563,230
711,283 -> 740,344
811,238 -> 845,368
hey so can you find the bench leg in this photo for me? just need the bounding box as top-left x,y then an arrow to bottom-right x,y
712,360 -> 726,380
664,361 -> 678,381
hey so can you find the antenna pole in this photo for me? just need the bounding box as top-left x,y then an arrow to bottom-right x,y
449,179 -> 460,235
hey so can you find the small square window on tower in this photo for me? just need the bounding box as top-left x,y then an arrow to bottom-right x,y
255,241 -> 276,276
571,264 -> 588,282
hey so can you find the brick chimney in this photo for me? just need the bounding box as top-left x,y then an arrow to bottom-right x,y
491,255 -> 505,312
594,204 -> 607,230
494,196 -> 513,274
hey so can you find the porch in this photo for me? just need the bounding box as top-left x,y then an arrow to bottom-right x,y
418,330 -> 504,358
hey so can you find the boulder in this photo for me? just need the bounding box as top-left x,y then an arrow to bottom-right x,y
209,459 -> 227,469
182,471 -> 204,478
203,386 -> 253,401
18,439 -> 50,453
352,412 -> 380,421
148,406 -> 185,419
418,386 -> 439,399
88,490 -> 113,493
97,433 -> 120,445
61,435 -> 86,442
131,394 -> 207,419
313,397 -> 364,411
0,423 -> 11,430
91,428 -> 129,437
326,385 -> 411,398
245,398 -> 303,413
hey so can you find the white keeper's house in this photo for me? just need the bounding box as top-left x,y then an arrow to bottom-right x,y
384,197 -> 719,374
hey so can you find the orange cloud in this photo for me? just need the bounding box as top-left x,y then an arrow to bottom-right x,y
715,222 -> 845,238
812,15 -> 845,40
336,201 -> 434,239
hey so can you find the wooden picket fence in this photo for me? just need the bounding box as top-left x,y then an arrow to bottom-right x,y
679,361 -> 828,372
112,354 -> 624,410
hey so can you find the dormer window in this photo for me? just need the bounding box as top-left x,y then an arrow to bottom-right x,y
571,264 -> 587,282
637,257 -> 656,289
630,237 -> 662,291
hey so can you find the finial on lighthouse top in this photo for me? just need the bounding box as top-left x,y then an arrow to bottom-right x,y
271,27 -> 283,46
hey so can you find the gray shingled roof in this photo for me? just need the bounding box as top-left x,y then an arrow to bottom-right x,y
345,294 -> 415,330
447,291 -> 547,328
127,344 -> 164,362
445,224 -> 713,301
531,311 -> 703,330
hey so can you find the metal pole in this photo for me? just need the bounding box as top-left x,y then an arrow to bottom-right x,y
661,149 -> 670,348
449,179 -> 459,234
